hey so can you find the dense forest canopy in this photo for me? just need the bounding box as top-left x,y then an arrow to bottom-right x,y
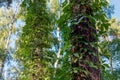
0,0 -> 120,80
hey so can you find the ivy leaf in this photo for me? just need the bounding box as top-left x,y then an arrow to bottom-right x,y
73,53 -> 79,58
89,62 -> 98,69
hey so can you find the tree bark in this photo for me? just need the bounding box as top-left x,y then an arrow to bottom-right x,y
70,0 -> 100,80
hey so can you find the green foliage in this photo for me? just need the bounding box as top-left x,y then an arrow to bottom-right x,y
58,0 -> 110,79
16,0 -> 53,79
5,0 -> 119,80
109,18 -> 120,35
110,38 -> 120,59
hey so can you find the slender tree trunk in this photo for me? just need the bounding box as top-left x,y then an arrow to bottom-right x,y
70,0 -> 100,80
0,1 -> 19,78
105,36 -> 113,72
54,27 -> 61,77
1,15 -> 15,79
54,6 -> 62,78
50,0 -> 62,77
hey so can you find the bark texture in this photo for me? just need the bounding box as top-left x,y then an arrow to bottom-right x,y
70,0 -> 100,80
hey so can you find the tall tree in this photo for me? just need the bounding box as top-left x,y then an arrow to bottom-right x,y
0,0 -> 22,79
108,18 -> 120,79
70,1 -> 100,80
16,0 -> 53,79
50,0 -> 62,77
58,0 -> 110,80
0,4 -> 15,79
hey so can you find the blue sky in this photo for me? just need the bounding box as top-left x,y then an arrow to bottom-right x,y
110,0 -> 120,21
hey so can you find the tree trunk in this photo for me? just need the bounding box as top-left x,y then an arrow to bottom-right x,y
0,11 -> 15,79
105,36 -> 113,72
70,0 -> 100,80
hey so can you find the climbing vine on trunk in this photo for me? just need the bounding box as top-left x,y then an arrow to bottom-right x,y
58,0 -> 110,80
16,0 -> 53,79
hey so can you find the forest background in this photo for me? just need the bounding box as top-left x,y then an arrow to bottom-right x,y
0,0 -> 120,80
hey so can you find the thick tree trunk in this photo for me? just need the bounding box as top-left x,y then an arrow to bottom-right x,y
70,0 -> 100,80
